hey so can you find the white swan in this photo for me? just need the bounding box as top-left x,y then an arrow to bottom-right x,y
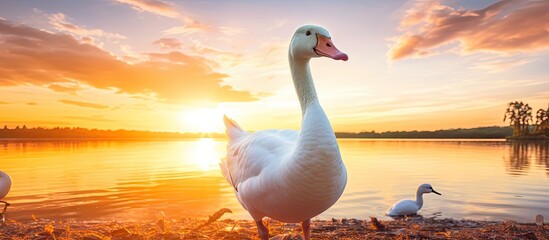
0,171 -> 12,213
221,25 -> 348,240
386,183 -> 441,216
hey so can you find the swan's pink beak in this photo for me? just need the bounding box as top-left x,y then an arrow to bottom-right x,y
314,34 -> 348,61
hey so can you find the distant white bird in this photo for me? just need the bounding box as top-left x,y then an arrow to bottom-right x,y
220,25 -> 348,240
0,171 -> 12,212
386,183 -> 441,216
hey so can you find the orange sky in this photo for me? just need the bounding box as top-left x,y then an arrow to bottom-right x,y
0,0 -> 548,133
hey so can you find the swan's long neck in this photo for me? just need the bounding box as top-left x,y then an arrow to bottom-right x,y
415,189 -> 424,210
281,51 -> 346,211
289,55 -> 318,114
288,52 -> 332,150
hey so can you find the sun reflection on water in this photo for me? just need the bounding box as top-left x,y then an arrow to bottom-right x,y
187,138 -> 222,171
1,139 -> 548,222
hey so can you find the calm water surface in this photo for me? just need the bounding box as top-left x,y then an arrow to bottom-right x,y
1,139 -> 548,222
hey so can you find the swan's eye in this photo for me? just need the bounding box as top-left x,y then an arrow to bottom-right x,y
326,43 -> 332,47
306,31 -> 311,36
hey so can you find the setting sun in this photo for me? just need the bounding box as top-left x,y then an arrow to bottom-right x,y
179,107 -> 225,133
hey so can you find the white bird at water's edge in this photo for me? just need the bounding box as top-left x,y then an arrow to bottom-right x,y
220,25 -> 348,240
386,183 -> 441,216
0,171 -> 12,212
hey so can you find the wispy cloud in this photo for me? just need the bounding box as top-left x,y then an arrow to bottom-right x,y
113,0 -> 213,36
47,82 -> 85,94
398,1 -> 448,29
162,16 -> 212,36
113,0 -> 245,38
219,26 -> 246,36
388,0 -> 549,60
152,37 -> 182,50
216,40 -> 287,93
60,99 -> 109,109
119,44 -> 147,64
189,39 -> 242,66
2,120 -> 73,127
469,57 -> 537,73
114,0 -> 179,18
0,19 -> 255,103
64,115 -> 113,122
47,12 -> 126,40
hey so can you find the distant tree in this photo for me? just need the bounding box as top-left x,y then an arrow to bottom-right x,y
504,101 -> 533,136
22,125 -> 27,130
15,126 -> 20,130
535,104 -> 549,136
2,125 -> 7,130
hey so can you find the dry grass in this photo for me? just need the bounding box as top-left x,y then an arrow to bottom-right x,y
0,214 -> 547,240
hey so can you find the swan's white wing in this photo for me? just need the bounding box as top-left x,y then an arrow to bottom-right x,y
222,129 -> 298,192
386,199 -> 419,216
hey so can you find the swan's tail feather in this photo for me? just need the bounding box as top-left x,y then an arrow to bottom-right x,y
223,115 -> 247,141
219,157 -> 238,192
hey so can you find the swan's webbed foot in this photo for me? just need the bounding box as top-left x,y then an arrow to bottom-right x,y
301,219 -> 311,240
255,220 -> 269,240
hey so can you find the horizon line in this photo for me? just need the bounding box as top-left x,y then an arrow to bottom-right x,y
0,124 -> 512,135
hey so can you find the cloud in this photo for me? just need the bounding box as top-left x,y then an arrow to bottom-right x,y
0,19 -> 255,103
47,82 -> 84,94
114,0 -> 179,18
2,120 -> 73,126
0,101 -> 9,104
215,40 -> 287,93
189,39 -> 242,66
398,1 -> 454,29
152,37 -> 182,50
60,99 -> 109,109
47,12 -> 126,39
219,26 -> 246,36
113,0 -> 212,36
64,115 -> 113,122
112,0 -> 237,37
469,57 -> 536,73
162,17 -> 212,36
163,21 -> 243,37
119,44 -> 146,63
389,0 -> 549,60
272,20 -> 288,29
27,102 -> 37,106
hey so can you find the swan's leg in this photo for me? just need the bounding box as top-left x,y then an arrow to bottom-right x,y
0,201 -> 8,225
301,219 -> 311,240
0,201 -> 9,214
255,220 -> 269,240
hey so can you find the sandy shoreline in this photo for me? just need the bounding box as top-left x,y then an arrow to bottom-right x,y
1,216 -> 547,240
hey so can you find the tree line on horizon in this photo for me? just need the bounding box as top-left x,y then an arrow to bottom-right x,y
0,125 -> 514,139
0,126 -> 223,139
335,126 -> 512,139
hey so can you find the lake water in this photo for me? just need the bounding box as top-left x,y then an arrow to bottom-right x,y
0,139 -> 548,222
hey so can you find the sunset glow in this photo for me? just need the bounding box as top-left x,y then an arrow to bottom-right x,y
187,138 -> 224,171
0,0 -> 548,133
178,107 -> 226,133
